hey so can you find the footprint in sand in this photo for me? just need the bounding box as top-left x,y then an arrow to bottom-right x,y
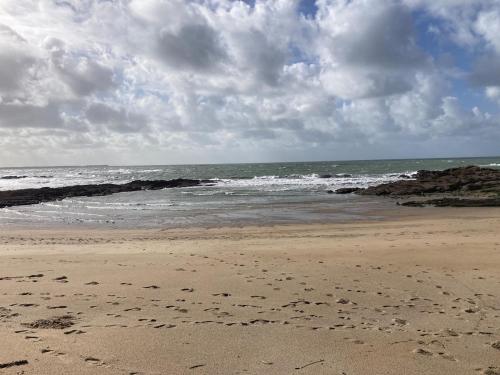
251,295 -> 266,300
483,367 -> 500,375
212,293 -> 231,297
64,329 -> 86,335
84,357 -> 103,365
438,352 -> 457,361
490,341 -> 500,350
19,303 -> 38,307
336,298 -> 351,304
189,364 -> 206,369
413,348 -> 432,356
24,335 -> 41,341
392,318 -> 408,326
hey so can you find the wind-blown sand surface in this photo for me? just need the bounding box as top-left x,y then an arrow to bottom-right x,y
1,209 -> 500,374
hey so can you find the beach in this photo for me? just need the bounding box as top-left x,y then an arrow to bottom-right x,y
1,208 -> 500,374
3,0 -> 500,373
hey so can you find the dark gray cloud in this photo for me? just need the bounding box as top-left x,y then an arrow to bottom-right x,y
359,73 -> 414,99
334,4 -> 425,69
46,38 -> 115,96
0,102 -> 63,128
157,24 -> 227,71
0,24 -> 36,93
0,52 -> 35,93
59,61 -> 115,97
316,2 -> 429,100
234,30 -> 287,87
86,103 -> 148,133
469,56 -> 500,86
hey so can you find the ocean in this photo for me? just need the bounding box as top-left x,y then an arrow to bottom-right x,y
1,157 -> 499,228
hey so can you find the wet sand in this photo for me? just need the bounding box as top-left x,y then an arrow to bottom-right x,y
1,208 -> 500,374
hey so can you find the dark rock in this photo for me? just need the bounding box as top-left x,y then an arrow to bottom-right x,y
326,190 -> 334,194
399,174 -> 411,179
319,174 -> 332,178
1,175 -> 28,179
359,166 -> 500,197
351,166 -> 500,207
335,187 -> 362,194
0,178 -> 211,208
400,198 -> 500,207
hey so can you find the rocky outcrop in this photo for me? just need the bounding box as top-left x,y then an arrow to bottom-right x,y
0,179 -> 210,208
400,198 -> 500,207
359,166 -> 500,196
1,175 -> 28,179
335,187 -> 362,194
336,166 -> 500,207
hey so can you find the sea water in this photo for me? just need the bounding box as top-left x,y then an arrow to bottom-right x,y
1,157 -> 499,228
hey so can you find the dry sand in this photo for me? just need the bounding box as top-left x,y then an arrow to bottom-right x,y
1,208 -> 500,374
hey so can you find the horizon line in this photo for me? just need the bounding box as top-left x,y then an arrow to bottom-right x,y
1,155 -> 500,169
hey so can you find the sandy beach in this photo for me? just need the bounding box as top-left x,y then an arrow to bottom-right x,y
2,0 -> 500,373
1,208 -> 500,374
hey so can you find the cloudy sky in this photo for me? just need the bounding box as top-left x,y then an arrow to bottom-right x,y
0,0 -> 499,166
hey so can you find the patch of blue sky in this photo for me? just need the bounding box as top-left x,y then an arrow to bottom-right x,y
288,43 -> 318,65
413,9 -> 497,113
240,0 -> 318,17
451,78 -> 499,114
413,9 -> 476,71
298,0 -> 318,18
240,0 -> 255,8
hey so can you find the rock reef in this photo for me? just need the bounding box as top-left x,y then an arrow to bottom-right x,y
0,179 -> 210,208
400,198 -> 500,207
336,166 -> 500,207
0,175 -> 28,179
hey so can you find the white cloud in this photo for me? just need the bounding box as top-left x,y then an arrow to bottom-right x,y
0,0 -> 498,166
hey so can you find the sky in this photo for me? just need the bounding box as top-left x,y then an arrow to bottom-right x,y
0,0 -> 500,166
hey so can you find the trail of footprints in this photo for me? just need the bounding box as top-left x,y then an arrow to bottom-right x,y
1,249 -> 499,373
